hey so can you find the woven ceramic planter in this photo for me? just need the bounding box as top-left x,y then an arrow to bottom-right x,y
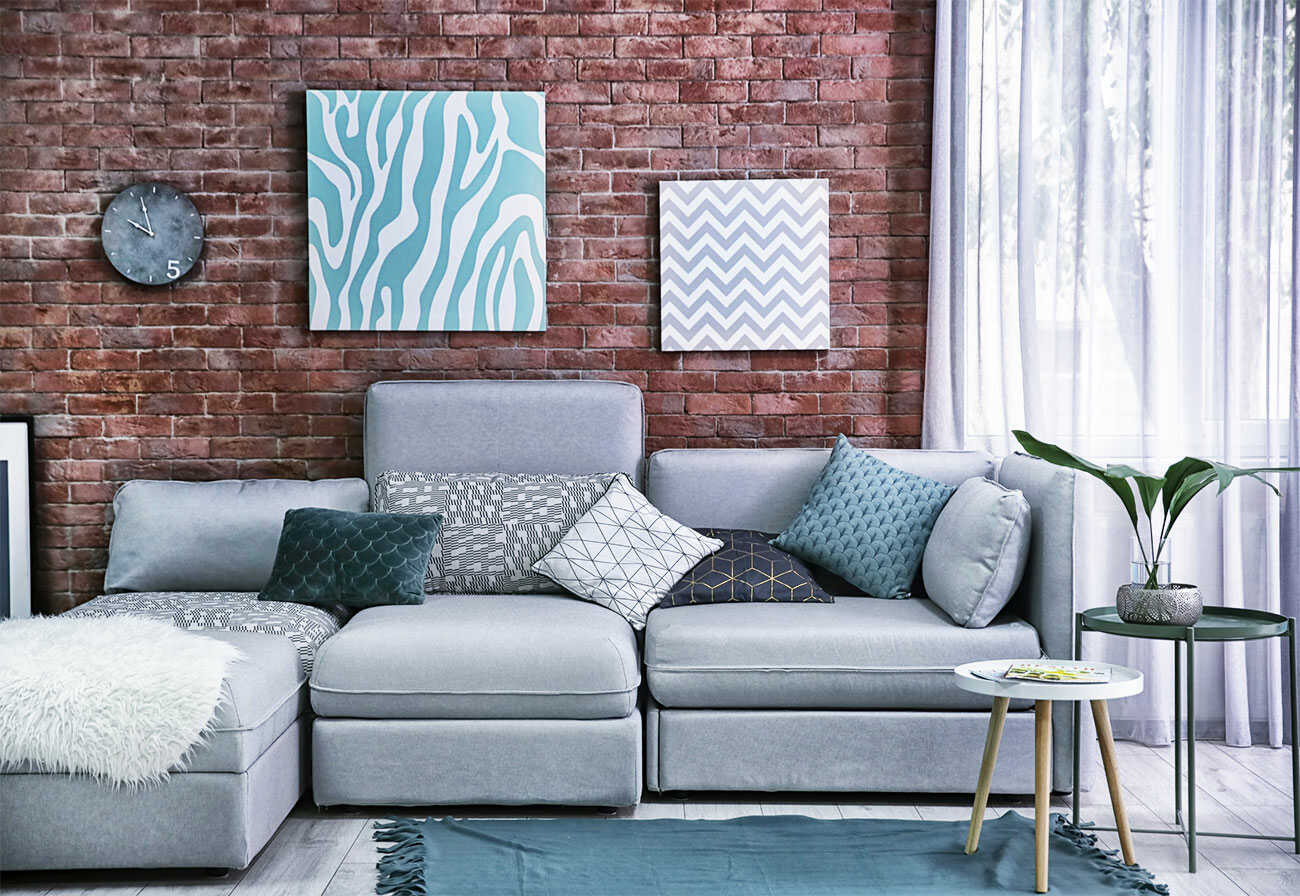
1115,583 -> 1202,626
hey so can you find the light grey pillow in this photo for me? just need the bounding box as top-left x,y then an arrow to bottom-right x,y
922,477 -> 1032,628
374,471 -> 617,594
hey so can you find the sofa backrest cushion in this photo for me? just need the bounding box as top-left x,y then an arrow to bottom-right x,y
364,380 -> 645,488
646,447 -> 995,532
104,478 -> 371,593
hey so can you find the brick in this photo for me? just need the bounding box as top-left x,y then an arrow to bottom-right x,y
614,36 -> 682,58
649,13 -> 715,35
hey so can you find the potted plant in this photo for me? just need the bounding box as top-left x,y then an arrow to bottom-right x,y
1012,430 -> 1300,625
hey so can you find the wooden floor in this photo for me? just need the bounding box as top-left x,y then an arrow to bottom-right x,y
3,741 -> 1296,896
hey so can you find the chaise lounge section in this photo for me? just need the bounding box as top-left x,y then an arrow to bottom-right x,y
0,479 -> 368,871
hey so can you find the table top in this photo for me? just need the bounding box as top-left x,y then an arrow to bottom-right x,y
954,660 -> 1144,702
1080,606 -> 1292,641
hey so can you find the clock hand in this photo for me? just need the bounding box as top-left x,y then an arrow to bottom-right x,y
138,197 -> 154,236
125,218 -> 153,236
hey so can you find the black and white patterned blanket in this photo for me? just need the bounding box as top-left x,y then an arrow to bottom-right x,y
65,592 -> 350,676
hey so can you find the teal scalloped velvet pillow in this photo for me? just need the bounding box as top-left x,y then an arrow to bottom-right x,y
258,507 -> 441,608
772,436 -> 955,599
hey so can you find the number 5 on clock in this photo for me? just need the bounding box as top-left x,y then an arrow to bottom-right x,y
167,259 -> 181,279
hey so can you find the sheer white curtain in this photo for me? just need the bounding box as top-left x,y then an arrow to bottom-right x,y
926,0 -> 1298,746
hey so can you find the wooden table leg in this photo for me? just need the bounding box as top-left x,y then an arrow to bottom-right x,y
1091,699 -> 1136,865
1035,700 -> 1052,893
966,695 -> 1010,854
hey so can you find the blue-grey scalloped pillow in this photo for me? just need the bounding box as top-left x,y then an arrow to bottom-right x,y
771,436 -> 955,599
258,507 -> 441,608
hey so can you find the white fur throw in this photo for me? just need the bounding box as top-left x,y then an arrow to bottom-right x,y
0,615 -> 242,787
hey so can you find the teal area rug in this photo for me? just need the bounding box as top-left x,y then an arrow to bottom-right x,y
374,811 -> 1167,895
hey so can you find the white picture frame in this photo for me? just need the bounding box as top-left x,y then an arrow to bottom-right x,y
658,177 -> 830,351
1,416 -> 33,619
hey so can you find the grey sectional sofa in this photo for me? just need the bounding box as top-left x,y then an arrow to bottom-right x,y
0,378 -> 1075,872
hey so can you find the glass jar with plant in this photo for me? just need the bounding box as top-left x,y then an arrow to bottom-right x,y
1012,430 -> 1300,625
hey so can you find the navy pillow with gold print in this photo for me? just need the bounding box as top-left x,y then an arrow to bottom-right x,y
659,529 -> 834,607
258,507 -> 441,608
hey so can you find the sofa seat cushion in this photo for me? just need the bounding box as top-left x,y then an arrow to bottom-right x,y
310,595 -> 641,720
188,630 -> 307,773
644,597 -> 1042,710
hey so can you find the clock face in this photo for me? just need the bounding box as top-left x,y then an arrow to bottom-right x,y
101,182 -> 204,286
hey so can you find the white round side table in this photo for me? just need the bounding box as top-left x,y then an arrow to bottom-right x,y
954,659 -> 1144,894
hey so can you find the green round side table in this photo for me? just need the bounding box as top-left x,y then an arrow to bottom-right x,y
1072,605 -> 1299,872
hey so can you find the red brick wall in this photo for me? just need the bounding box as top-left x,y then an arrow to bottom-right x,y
0,1 -> 935,613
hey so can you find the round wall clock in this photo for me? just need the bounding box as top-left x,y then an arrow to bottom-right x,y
101,182 -> 204,286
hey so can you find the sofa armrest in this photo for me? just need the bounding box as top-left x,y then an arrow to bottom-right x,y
997,453 -> 1077,662
998,452 -> 1077,792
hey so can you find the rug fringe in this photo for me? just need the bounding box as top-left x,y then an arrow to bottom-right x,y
1052,814 -> 1170,895
374,819 -> 429,896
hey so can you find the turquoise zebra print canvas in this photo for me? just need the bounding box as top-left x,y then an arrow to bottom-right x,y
306,90 -> 546,331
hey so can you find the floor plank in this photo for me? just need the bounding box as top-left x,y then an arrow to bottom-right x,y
627,801 -> 687,820
34,886 -> 141,896
228,818 -> 364,896
837,802 -> 923,820
1149,741 -> 1293,808
915,804 -> 1001,822
680,802 -> 763,820
1157,867 -> 1252,896
761,802 -> 841,819
115,879 -> 240,896
1206,740 -> 1296,795
1232,867 -> 1300,896
318,865 -> 374,896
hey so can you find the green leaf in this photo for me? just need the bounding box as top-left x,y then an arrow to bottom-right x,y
1163,461 -> 1300,534
1163,468 -> 1218,534
1012,430 -> 1141,528
1105,464 -> 1164,516
1205,461 -> 1285,496
1160,457 -> 1211,518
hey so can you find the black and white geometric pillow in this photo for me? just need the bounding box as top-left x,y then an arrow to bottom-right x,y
531,474 -> 724,630
374,471 -> 616,594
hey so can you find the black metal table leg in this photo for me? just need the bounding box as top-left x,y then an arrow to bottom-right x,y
1073,612 -> 1083,827
1289,620 -> 1299,855
1174,639 -> 1182,827
1186,626 -> 1197,873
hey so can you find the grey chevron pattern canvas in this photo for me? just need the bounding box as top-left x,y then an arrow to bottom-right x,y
658,177 -> 830,351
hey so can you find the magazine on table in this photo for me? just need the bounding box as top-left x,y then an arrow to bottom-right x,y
970,661 -> 1111,684
1002,661 -> 1111,684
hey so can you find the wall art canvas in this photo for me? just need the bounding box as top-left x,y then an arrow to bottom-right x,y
306,90 -> 546,331
658,177 -> 830,351
0,416 -> 33,619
